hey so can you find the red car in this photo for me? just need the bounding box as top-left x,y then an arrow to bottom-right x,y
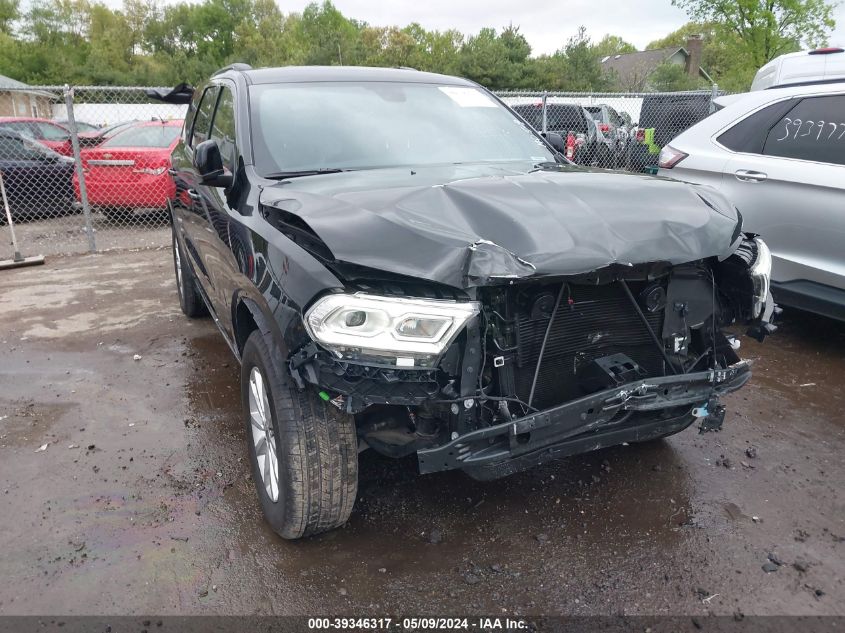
74,120 -> 183,220
0,117 -> 73,155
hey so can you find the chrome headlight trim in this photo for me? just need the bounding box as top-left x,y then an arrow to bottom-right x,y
305,293 -> 480,366
749,237 -> 772,319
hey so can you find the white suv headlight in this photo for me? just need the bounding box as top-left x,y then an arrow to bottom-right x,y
305,293 -> 480,367
749,237 -> 772,319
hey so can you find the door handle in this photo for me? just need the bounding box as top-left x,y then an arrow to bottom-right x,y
734,169 -> 767,183
187,189 -> 201,200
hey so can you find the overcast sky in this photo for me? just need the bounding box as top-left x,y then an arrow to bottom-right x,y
283,0 -> 845,55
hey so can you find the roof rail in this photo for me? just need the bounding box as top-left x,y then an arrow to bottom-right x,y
213,63 -> 253,76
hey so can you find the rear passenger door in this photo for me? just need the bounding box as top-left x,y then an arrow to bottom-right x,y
176,85 -> 219,301
721,93 -> 845,291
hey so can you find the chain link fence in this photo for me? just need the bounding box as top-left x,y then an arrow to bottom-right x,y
1,85 -> 187,258
0,84 -> 727,261
496,87 -> 724,171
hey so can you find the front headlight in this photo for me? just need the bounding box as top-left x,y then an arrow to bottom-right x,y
305,293 -> 480,367
749,237 -> 772,319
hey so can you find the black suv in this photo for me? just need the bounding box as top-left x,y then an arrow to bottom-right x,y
511,103 -> 598,164
159,66 -> 776,539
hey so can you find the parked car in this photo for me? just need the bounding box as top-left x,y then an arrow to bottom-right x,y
511,102 -> 600,164
628,92 -> 714,172
0,117 -> 73,156
74,120 -> 183,222
158,66 -> 775,539
54,119 -> 101,134
0,129 -> 75,222
78,120 -> 141,148
658,81 -> 844,321
585,104 -> 631,167
752,47 -> 845,90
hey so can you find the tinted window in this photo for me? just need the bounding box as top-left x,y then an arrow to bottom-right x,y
191,86 -> 219,148
209,87 -> 236,172
548,105 -> 588,133
251,83 -> 553,175
717,99 -> 798,153
512,104 -> 545,129
762,95 -> 845,165
514,105 -> 587,133
35,122 -> 69,140
586,107 -> 606,123
0,122 -> 35,138
102,125 -> 181,148
0,135 -> 52,160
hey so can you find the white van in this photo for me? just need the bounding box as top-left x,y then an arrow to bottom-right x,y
751,47 -> 845,90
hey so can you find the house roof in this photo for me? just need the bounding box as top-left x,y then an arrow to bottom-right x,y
601,47 -> 712,88
0,74 -> 58,99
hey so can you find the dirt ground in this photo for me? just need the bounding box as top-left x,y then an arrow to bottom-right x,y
2,214 -> 169,258
0,248 -> 843,617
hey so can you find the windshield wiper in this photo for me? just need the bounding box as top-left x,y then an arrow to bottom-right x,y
531,161 -> 566,172
263,168 -> 349,180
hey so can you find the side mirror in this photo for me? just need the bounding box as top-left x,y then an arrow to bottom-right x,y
193,139 -> 233,188
540,132 -> 565,153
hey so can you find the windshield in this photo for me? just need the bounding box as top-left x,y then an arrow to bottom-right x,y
102,124 -> 181,148
250,82 -> 554,175
586,108 -> 605,122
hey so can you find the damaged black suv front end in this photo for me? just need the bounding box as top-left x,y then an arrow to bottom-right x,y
289,234 -> 775,480
167,66 -> 779,537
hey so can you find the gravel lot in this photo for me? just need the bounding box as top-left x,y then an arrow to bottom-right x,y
2,214 -> 170,258
0,248 -> 843,617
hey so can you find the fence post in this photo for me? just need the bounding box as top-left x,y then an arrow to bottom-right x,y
64,85 -> 96,253
541,91 -> 548,134
709,83 -> 719,114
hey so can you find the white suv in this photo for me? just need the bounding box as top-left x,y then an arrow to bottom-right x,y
658,82 -> 845,321
751,47 -> 845,90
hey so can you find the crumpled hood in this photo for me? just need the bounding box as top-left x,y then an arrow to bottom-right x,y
259,164 -> 740,288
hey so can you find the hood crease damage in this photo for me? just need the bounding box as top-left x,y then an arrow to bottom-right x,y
260,167 -> 741,288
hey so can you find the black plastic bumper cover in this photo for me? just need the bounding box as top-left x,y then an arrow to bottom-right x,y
417,360 -> 751,476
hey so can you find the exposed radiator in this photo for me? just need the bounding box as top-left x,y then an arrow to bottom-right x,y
513,282 -> 665,409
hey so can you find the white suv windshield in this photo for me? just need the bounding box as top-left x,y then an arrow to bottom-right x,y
249,82 -> 554,175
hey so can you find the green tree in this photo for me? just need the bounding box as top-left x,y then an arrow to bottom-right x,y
295,1 -> 360,65
592,34 -> 637,58
672,0 -> 837,70
561,26 -> 612,91
647,21 -> 752,90
458,25 -> 532,89
0,0 -> 18,34
649,61 -> 706,90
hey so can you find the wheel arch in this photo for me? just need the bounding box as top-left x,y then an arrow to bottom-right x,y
231,293 -> 295,379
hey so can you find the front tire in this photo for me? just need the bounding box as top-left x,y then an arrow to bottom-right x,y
241,330 -> 358,539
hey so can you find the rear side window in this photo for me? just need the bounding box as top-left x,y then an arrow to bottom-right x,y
191,86 -> 219,148
716,99 -> 798,153
547,106 -> 587,133
762,95 -> 845,165
209,87 -> 236,172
